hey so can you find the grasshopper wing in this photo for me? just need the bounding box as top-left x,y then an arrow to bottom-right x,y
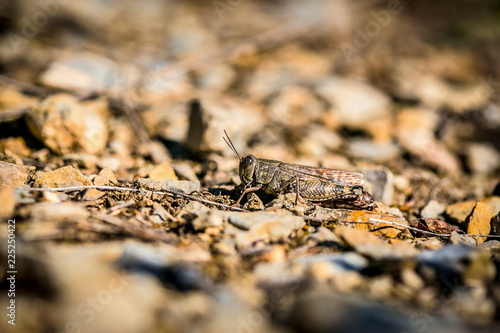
278,163 -> 364,187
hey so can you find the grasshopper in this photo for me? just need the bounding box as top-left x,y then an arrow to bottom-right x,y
223,131 -> 376,210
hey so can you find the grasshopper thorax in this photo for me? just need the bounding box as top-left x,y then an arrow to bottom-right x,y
239,155 -> 258,186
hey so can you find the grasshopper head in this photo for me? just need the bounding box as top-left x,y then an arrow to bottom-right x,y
239,155 -> 258,186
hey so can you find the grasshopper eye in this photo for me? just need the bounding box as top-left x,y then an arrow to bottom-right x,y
239,155 -> 257,185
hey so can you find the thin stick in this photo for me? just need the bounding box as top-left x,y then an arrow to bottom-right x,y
24,186 -> 499,239
25,185 -> 249,212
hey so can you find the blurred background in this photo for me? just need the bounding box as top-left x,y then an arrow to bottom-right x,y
1,0 -> 500,332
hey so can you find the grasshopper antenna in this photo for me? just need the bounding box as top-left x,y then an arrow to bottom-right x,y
223,130 -> 241,160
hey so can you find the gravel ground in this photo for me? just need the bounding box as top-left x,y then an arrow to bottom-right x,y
0,1 -> 500,332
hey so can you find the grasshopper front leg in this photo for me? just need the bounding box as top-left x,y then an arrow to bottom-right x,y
231,183 -> 263,207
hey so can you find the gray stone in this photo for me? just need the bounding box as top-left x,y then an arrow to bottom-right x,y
347,139 -> 399,162
359,167 -> 394,206
29,202 -> 89,223
136,177 -> 200,194
467,143 -> 500,175
421,200 -> 446,218
227,211 -> 305,248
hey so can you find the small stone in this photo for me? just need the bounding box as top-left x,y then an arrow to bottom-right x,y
34,165 -> 91,188
347,139 -> 400,162
196,64 -> 235,93
41,191 -> 63,203
0,188 -> 16,217
463,251 -> 496,284
151,202 -> 170,223
268,85 -> 324,129
29,202 -> 89,223
191,210 -> 224,231
316,77 -> 391,129
0,137 -> 31,157
0,161 -> 35,190
185,97 -> 263,153
449,231 -> 476,247
0,149 -> 23,165
227,211 -> 305,248
336,225 -> 417,260
136,178 -> 200,194
243,193 -> 264,211
306,226 -> 340,245
84,167 -> 119,200
420,200 -> 446,218
337,210 -> 410,238
415,238 -> 444,250
446,200 -> 476,224
466,142 -> 500,175
478,240 -> 500,254
148,161 -> 178,181
241,245 -> 286,263
298,252 -> 368,274
295,126 -> 344,159
39,53 -> 125,93
0,86 -> 39,109
466,202 -> 494,244
97,156 -> 122,173
63,153 -> 99,170
359,166 -> 394,205
171,161 -> 198,181
492,212 -> 500,235
94,167 -> 118,186
26,94 -> 109,155
213,238 -> 237,255
138,141 -> 171,165
401,268 -> 424,290
480,196 -> 500,216
396,107 -> 460,175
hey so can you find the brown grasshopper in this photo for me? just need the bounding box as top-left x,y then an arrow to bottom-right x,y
223,131 -> 376,210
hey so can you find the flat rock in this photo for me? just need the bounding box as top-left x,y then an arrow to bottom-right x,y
358,166 -> 394,205
29,202 -> 89,223
185,97 -> 264,153
446,200 -> 476,224
34,165 -> 91,188
0,161 -> 35,189
39,53 -> 125,93
0,137 -> 32,157
62,153 -> 99,170
26,94 -> 109,155
466,143 -> 500,175
421,200 -> 446,219
171,161 -> 198,181
466,202 -> 494,244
